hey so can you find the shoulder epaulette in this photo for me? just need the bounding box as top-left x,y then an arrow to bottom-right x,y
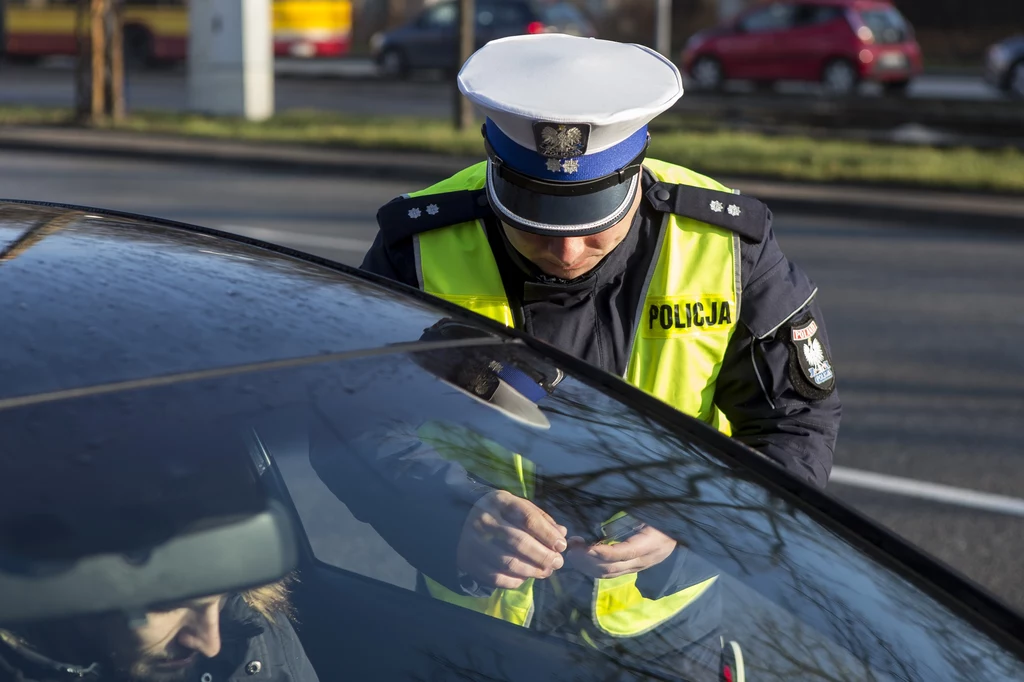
644,182 -> 768,243
376,188 -> 494,246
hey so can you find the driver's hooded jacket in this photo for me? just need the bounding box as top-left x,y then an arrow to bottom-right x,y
0,593 -> 318,682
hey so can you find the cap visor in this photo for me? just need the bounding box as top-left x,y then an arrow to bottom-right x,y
487,162 -> 639,237
450,378 -> 551,430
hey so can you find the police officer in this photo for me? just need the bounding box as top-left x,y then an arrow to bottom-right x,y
358,33 -> 839,678
364,34 -> 840,483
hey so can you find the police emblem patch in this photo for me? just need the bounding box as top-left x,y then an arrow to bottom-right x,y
786,315 -> 835,399
532,122 -> 591,158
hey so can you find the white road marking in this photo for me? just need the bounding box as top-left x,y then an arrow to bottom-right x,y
831,466 -> 1024,518
218,224 -> 373,254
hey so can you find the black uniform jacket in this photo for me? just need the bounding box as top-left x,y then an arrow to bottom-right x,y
307,167 -> 842,605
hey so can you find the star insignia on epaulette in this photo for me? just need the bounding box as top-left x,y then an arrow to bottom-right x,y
727,204 -> 742,217
426,204 -> 439,216
710,200 -> 724,213
408,208 -> 421,219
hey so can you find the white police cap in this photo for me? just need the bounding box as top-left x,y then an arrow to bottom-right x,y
458,34 -> 683,236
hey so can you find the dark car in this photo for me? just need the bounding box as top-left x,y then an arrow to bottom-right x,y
985,35 -> 1024,98
3,200 -> 1024,682
371,0 -> 596,78
681,0 -> 922,95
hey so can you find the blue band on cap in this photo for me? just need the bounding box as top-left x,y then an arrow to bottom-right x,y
486,119 -> 647,183
495,364 -> 548,403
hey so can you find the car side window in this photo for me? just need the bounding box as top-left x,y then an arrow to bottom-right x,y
857,7 -> 910,43
17,342 -> 1023,682
420,2 -> 456,28
252,350 -> 1024,682
738,3 -> 796,33
486,3 -> 530,27
794,4 -> 843,26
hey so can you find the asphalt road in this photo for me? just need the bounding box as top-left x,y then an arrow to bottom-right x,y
0,62 -> 1005,120
2,150 -> 1022,614
0,63 -> 456,117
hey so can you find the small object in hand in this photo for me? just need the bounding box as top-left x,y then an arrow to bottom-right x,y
599,514 -> 647,544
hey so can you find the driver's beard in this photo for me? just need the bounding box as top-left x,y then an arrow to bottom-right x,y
2,618 -> 198,682
86,620 -> 196,682
127,654 -> 198,682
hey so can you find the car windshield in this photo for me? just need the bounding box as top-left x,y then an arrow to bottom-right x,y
2,333 -> 1022,682
858,6 -> 910,44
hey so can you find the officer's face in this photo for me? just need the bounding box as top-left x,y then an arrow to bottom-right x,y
102,594 -> 226,682
502,188 -> 641,279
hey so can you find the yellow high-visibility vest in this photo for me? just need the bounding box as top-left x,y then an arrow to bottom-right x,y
411,159 -> 740,638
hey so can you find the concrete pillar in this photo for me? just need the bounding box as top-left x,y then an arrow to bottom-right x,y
188,0 -> 274,121
655,0 -> 671,57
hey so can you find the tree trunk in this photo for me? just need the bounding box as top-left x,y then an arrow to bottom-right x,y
108,0 -> 125,121
90,0 -> 106,121
74,0 -> 91,121
453,0 -> 475,131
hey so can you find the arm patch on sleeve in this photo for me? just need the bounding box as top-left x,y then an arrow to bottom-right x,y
785,313 -> 836,400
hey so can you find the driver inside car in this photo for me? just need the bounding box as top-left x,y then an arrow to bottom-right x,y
0,579 -> 318,682
311,319 -> 741,682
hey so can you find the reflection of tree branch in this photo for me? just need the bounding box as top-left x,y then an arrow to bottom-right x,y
309,351 -> 1024,682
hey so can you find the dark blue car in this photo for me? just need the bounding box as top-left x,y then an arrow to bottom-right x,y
985,35 -> 1024,98
371,0 -> 596,78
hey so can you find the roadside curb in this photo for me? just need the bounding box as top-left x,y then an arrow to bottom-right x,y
0,126 -> 473,184
2,125 -> 1022,231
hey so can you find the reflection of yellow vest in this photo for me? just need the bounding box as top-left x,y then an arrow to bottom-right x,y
412,159 -> 740,638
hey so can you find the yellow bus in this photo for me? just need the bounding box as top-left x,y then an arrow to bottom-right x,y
1,0 -> 352,63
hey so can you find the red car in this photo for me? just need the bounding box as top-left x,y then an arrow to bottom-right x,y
681,0 -> 923,95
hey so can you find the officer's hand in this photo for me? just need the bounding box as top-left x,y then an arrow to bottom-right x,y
456,490 -> 568,589
565,525 -> 676,579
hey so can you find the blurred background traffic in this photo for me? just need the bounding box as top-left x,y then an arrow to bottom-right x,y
2,0 -> 1022,148
4,0 -> 1023,87
7,0 -> 1019,86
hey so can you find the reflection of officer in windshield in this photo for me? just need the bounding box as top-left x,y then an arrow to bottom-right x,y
311,319 -> 731,682
411,318 -> 563,431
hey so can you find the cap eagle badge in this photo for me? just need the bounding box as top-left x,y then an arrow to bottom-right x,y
533,122 -> 591,158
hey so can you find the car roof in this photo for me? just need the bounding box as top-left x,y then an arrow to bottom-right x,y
0,200 -> 481,401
